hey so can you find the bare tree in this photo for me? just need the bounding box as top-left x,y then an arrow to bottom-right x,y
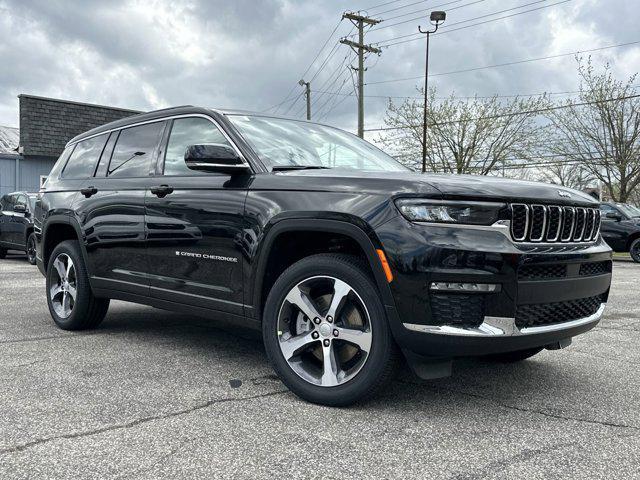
547,58 -> 640,202
538,160 -> 595,190
377,87 -> 546,174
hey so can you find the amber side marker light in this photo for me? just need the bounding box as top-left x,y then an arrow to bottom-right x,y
376,249 -> 394,283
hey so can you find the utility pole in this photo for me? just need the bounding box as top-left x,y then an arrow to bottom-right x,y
298,79 -> 311,120
340,12 -> 381,138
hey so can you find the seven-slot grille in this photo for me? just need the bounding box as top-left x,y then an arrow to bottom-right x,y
510,204 -> 600,243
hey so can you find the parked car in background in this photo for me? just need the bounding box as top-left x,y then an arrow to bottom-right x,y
599,202 -> 640,262
0,192 -> 38,264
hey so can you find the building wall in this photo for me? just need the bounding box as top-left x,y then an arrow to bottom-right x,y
0,155 -> 57,196
0,154 -> 17,196
19,94 -> 141,158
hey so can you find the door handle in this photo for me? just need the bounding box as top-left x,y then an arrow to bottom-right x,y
80,186 -> 98,198
150,185 -> 174,198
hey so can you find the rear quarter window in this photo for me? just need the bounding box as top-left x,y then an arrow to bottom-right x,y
61,134 -> 109,179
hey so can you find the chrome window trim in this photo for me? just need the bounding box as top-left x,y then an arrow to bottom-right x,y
403,304 -> 605,337
64,113 -> 253,173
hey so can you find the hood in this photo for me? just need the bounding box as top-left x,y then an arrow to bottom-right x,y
256,169 -> 598,206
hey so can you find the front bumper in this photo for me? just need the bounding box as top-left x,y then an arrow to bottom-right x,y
376,215 -> 612,357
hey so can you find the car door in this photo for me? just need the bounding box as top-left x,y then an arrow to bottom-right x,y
12,194 -> 30,247
144,115 -> 250,316
599,204 -> 627,251
0,195 -> 11,246
74,122 -> 165,297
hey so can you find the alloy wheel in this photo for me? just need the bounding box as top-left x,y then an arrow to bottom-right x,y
27,236 -> 36,263
49,253 -> 77,318
277,275 -> 373,387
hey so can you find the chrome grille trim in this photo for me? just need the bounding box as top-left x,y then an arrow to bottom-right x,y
546,206 -> 562,242
511,203 -> 530,241
560,207 -> 576,242
530,205 -> 547,242
510,203 -> 600,244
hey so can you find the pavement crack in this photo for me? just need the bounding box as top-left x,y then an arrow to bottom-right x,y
0,389 -> 287,456
439,386 -> 640,431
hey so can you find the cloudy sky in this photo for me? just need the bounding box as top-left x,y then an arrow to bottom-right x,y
0,0 -> 638,136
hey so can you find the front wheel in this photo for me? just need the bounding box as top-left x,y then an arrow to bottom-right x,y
630,238 -> 640,263
46,240 -> 110,330
26,233 -> 37,265
263,254 -> 397,406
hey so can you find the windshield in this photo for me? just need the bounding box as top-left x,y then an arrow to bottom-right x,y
228,115 -> 408,172
616,203 -> 640,218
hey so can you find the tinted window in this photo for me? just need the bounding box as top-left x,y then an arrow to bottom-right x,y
61,134 -> 108,179
46,145 -> 76,184
108,122 -> 165,178
163,117 -> 232,176
95,132 -> 118,178
600,204 -> 619,216
0,195 -> 9,211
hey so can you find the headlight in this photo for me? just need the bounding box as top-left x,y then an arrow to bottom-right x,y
395,199 -> 505,225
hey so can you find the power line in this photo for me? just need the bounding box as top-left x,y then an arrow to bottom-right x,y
267,18 -> 346,113
374,0 -> 461,18
372,0 -> 552,44
379,0 -> 574,47
311,84 -> 640,100
365,93 -> 640,132
366,40 -> 640,85
373,0 -> 488,31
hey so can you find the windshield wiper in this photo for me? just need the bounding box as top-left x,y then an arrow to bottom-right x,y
271,165 -> 331,171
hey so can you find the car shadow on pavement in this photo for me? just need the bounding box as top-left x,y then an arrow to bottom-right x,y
88,302 -> 576,411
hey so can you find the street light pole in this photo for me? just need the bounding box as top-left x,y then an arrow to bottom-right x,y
418,11 -> 446,173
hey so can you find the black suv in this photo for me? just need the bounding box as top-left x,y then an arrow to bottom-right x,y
34,107 -> 612,406
0,191 -> 38,264
599,202 -> 640,262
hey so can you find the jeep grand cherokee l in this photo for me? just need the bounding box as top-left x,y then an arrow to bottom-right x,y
34,106 -> 612,406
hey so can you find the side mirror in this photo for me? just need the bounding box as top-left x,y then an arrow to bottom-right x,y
184,144 -> 250,175
13,204 -> 26,214
605,212 -> 622,221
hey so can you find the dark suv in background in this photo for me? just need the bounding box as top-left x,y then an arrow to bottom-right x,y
34,106 -> 612,406
599,202 -> 640,262
0,191 -> 38,264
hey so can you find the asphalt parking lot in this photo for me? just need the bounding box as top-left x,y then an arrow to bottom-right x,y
0,253 -> 638,479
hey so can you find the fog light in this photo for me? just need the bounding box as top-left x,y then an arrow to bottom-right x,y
429,282 -> 500,292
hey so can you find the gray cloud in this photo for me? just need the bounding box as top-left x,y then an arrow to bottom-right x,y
0,0 -> 638,137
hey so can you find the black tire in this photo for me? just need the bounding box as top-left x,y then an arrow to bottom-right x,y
0,247 -> 6,259
263,254 -> 398,407
630,238 -> 640,263
26,233 -> 37,265
486,347 -> 544,363
46,240 -> 110,330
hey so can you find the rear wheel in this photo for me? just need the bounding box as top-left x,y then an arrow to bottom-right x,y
630,238 -> 640,263
486,347 -> 544,363
263,254 -> 397,406
26,233 -> 37,265
46,240 -> 109,330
